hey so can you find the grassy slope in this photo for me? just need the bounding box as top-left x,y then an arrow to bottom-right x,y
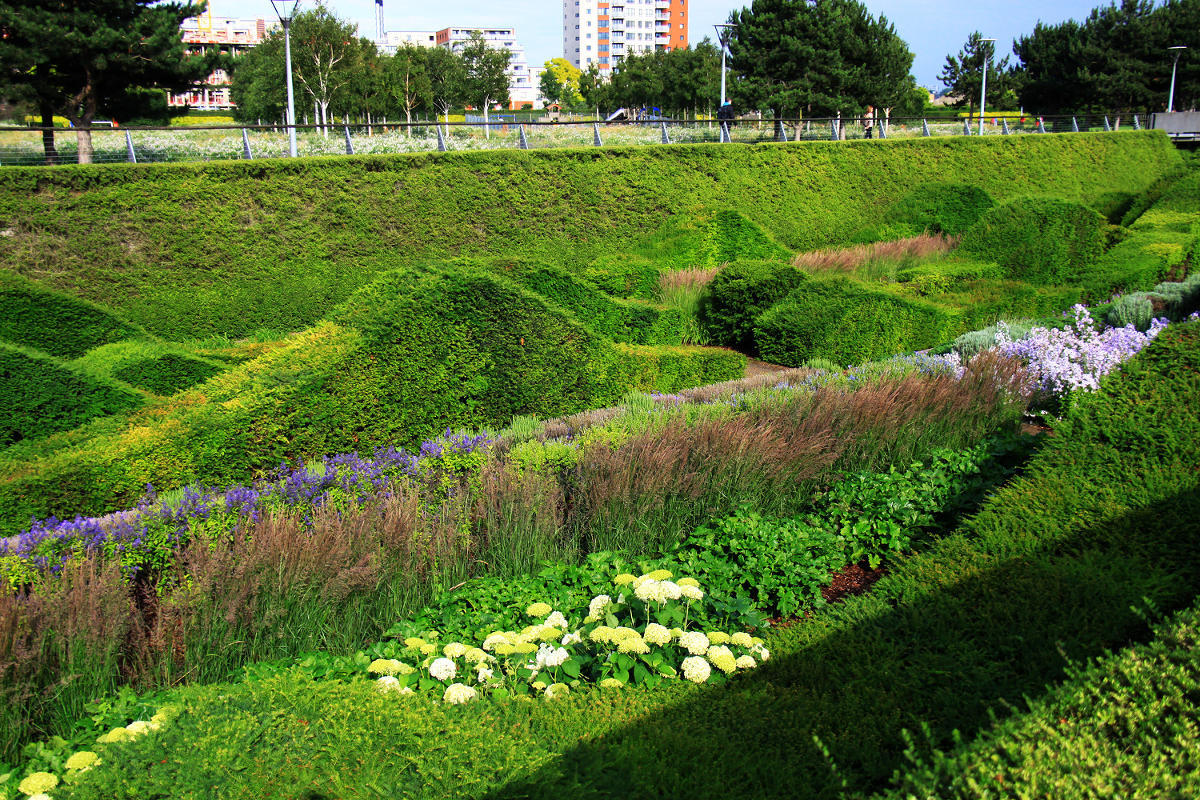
52,322 -> 1200,799
0,133 -> 1180,339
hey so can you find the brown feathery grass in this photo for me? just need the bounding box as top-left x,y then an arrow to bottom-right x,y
793,233 -> 957,273
658,266 -> 721,292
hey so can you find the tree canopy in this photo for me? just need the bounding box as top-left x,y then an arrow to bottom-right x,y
940,31 -> 1018,115
0,0 -> 213,162
727,0 -> 915,117
539,58 -> 584,107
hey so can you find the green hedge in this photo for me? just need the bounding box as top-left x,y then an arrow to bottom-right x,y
753,276 -> 964,366
455,257 -> 685,345
0,344 -> 142,449
0,132 -> 1180,339
72,339 -> 228,397
0,272 -> 145,359
958,196 -> 1113,285
696,259 -> 809,352
0,266 -> 742,531
883,182 -> 995,236
1080,168 -> 1200,298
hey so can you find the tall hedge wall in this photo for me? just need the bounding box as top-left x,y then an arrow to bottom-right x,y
0,272 -> 145,359
0,132 -> 1180,340
0,267 -> 743,532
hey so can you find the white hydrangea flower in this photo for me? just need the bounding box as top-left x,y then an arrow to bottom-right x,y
707,645 -> 737,674
125,720 -> 151,736
731,632 -> 754,648
643,623 -> 672,645
476,666 -> 494,683
681,656 -> 711,683
735,655 -> 757,670
634,578 -> 661,603
752,643 -> 770,662
482,632 -> 510,651
544,682 -> 570,699
429,657 -> 457,681
587,594 -> 611,621
443,683 -> 478,704
678,631 -> 710,656
679,584 -> 704,602
707,632 -> 730,645
368,658 -> 405,676
659,580 -> 682,601
442,642 -> 468,658
544,611 -> 568,629
376,675 -> 401,692
537,645 -> 570,668
561,631 -> 582,646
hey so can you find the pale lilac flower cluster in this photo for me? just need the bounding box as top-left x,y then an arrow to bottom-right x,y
995,305 -> 1167,397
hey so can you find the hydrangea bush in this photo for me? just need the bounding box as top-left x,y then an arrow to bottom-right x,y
365,569 -> 768,703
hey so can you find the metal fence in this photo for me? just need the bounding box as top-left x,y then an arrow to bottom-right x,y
0,114 -> 1154,167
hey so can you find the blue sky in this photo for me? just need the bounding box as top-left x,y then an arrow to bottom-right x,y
229,0 -> 1102,88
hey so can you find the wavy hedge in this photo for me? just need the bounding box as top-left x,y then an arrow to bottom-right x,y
882,182 -> 996,237
0,272 -> 144,359
958,196 -> 1114,285
753,276 -> 964,366
0,344 -> 143,449
0,132 -> 1180,339
72,340 -> 228,396
697,259 -> 809,352
0,266 -> 742,531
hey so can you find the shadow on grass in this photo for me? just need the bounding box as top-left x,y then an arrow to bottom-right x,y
484,487 -> 1200,800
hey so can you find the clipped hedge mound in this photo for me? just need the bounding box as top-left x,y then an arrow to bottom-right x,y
0,132 -> 1179,338
1081,167 -> 1200,298
958,196 -> 1113,285
0,272 -> 144,359
884,182 -> 995,236
0,266 -> 743,530
457,257 -> 685,345
697,259 -> 809,352
753,276 -> 963,366
0,344 -> 142,449
73,339 -> 229,396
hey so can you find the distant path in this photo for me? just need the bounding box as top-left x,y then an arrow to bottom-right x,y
744,357 -> 790,379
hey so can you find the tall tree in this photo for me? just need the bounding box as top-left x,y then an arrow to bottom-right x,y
539,57 -> 584,107
229,35 -> 286,123
0,0 -> 212,163
289,3 -> 364,131
386,45 -> 434,126
727,0 -> 915,118
459,32 -> 511,133
939,31 -> 1015,117
426,46 -> 466,126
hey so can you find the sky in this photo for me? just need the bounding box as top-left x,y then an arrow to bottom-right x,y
229,0 -> 1102,88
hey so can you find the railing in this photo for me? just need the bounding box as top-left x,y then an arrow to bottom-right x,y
0,113 -> 1152,167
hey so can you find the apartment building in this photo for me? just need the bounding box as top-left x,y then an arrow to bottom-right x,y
563,0 -> 687,76
378,30 -> 438,54
435,27 -> 537,109
170,13 -> 268,111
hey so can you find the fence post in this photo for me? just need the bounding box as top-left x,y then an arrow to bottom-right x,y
1104,116 -> 1112,132
1071,117 -> 1080,133
518,124 -> 529,150
829,119 -> 838,141
1001,118 -> 1011,135
661,122 -> 671,144
124,130 -> 137,163
1037,118 -> 1047,134
775,119 -> 788,142
344,125 -> 354,155
1133,114 -> 1141,130
962,119 -> 971,136
877,121 -> 886,139
241,128 -> 253,159
922,119 -> 931,137
720,121 -> 732,143
593,122 -> 603,147
437,124 -> 447,152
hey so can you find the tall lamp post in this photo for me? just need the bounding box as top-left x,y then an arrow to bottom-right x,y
714,23 -> 736,108
1168,46 -> 1187,113
979,37 -> 996,136
270,0 -> 299,158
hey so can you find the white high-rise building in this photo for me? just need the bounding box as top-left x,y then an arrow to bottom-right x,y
437,26 -> 538,108
563,0 -> 686,77
378,30 -> 437,54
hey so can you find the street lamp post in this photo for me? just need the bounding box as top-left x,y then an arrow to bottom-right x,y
979,38 -> 996,136
1168,46 -> 1187,113
270,0 -> 300,158
714,24 -> 736,108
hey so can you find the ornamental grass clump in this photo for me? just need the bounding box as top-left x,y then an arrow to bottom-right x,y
361,568 -> 768,703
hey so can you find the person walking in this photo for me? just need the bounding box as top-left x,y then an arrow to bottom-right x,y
863,105 -> 875,139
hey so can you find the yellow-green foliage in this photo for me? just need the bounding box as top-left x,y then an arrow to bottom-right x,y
0,132 -> 1180,339
0,267 -> 742,531
753,276 -> 964,366
72,340 -> 226,396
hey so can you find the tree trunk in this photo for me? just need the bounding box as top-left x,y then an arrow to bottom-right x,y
483,102 -> 490,139
39,104 -> 59,165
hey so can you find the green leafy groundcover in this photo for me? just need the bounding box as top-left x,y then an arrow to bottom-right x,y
0,132 -> 1180,339
0,265 -> 743,532
9,323 -> 1198,798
